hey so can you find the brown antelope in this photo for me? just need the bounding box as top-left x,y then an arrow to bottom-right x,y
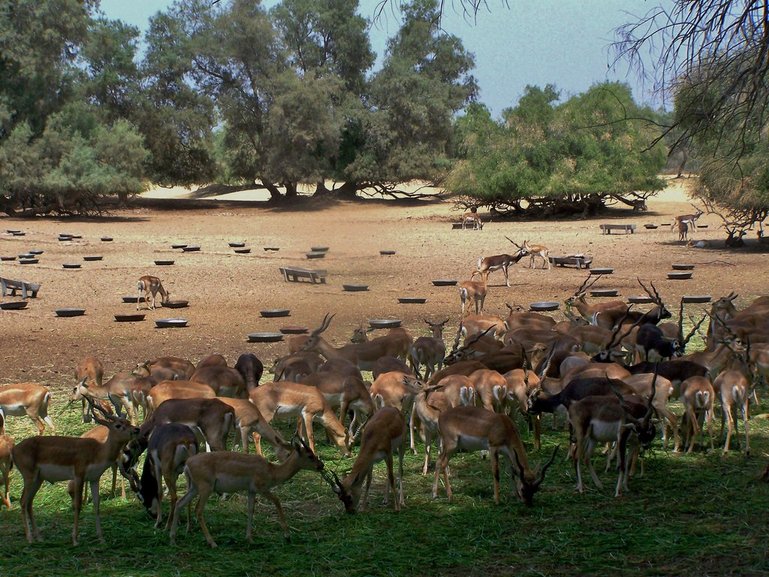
67,425 -> 126,502
677,219 -> 690,241
338,407 -> 405,512
234,353 -> 264,392
135,356 -> 196,381
409,319 -> 449,380
462,209 -> 483,229
301,369 -> 375,440
672,204 -> 704,233
196,354 -> 227,369
139,397 -> 235,453
706,292 -> 738,350
214,397 -> 289,456
369,372 -> 423,452
0,383 -> 55,435
714,366 -> 751,454
302,314 -> 410,371
523,240 -> 550,269
565,276 -> 628,325
130,423 -> 199,529
190,365 -> 247,398
0,413 -> 13,509
433,405 -> 557,505
460,314 -> 507,340
414,385 -> 451,475
71,372 -> 142,425
350,327 -> 414,361
622,373 -> 679,451
459,275 -> 488,316
136,275 -> 169,310
427,359 -> 488,386
249,382 -> 350,456
146,380 -> 216,414
679,376 -> 715,453
271,351 -> 325,382
12,397 -> 139,544
472,238 -> 528,287
468,369 -> 509,412
502,367 -> 542,449
569,392 -> 656,497
169,437 -> 325,548
75,356 -> 104,388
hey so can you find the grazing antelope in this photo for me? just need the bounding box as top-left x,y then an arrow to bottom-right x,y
146,380 -> 216,414
136,275 -> 169,310
234,353 -> 264,392
71,372 -> 142,425
459,276 -> 487,316
139,398 -> 235,453
190,365 -> 247,398
0,413 -> 13,509
301,369 -> 374,441
214,397 -> 289,456
135,356 -> 196,381
714,367 -> 751,454
565,276 -> 628,326
409,319 -> 449,380
338,407 -> 406,512
569,392 -> 656,497
131,423 -> 199,529
679,376 -> 715,453
523,240 -> 550,269
369,372 -> 423,452
67,425 -> 126,502
0,383 -> 55,435
12,397 -> 139,544
433,406 -> 557,505
472,238 -> 528,287
249,382 -> 350,456
169,437 -> 325,547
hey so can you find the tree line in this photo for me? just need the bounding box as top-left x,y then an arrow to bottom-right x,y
1,0 -> 765,235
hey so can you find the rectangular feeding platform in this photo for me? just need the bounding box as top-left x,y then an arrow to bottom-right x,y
599,224 -> 637,235
279,267 -> 327,284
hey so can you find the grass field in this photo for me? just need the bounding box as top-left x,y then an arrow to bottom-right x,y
2,392 -> 769,577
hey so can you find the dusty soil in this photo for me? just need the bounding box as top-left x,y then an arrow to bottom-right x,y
1,176 -> 767,395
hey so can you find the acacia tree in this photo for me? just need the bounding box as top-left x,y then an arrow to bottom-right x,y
615,1 -> 769,239
0,1 -> 148,215
445,83 -> 666,216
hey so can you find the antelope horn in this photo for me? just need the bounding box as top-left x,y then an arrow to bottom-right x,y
536,445 -> 559,484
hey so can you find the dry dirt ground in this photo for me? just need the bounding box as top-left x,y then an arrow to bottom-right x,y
1,176 -> 768,397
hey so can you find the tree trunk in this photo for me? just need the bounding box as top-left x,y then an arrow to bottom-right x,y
264,182 -> 282,201
284,182 -> 297,198
335,181 -> 359,199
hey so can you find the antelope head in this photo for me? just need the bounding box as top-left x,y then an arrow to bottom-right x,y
512,445 -> 559,506
302,313 -> 335,351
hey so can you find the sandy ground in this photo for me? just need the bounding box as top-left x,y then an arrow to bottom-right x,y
1,175 -> 767,396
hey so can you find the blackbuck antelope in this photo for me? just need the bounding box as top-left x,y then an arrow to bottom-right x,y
75,356 -> 104,388
409,319 -> 449,380
135,356 -> 196,381
672,204 -> 704,234
249,382 -> 351,456
213,397 -> 289,456
706,292 -> 738,350
459,276 -> 488,316
234,352 -> 264,391
565,275 -> 628,326
170,437 -> 325,547
337,407 -> 406,512
679,376 -> 715,453
0,382 -> 55,435
130,423 -> 199,529
523,240 -> 550,269
71,372 -> 143,425
462,209 -> 483,229
635,324 -> 681,362
433,406 -> 557,505
136,275 -> 169,310
368,372 -> 422,452
569,389 -> 656,497
68,425 -> 126,502
190,365 -> 247,398
301,369 -> 375,441
146,380 -> 216,414
12,397 -> 139,544
139,397 -> 235,453
301,314 -> 410,371
472,238 -> 528,287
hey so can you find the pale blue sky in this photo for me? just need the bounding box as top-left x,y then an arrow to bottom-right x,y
98,0 -> 663,117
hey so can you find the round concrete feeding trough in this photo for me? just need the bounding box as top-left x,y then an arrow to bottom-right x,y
10,231 -> 25,236
62,263 -> 81,269
280,326 -> 308,335
58,235 -> 73,242
114,313 -> 146,322
432,279 -> 458,287
260,309 -> 290,318
306,251 -> 326,259
310,246 -> 329,253
162,300 -> 189,309
398,297 -> 427,304
380,250 -> 396,256
590,268 -> 614,275
529,301 -> 560,312
182,245 -> 201,252
28,249 -> 44,255
644,224 -> 658,229
229,242 -> 246,248
171,243 -> 187,249
264,247 -> 280,252
156,318 -> 188,328
1,301 -> 28,310
247,332 -> 284,343
668,271 -> 693,280
682,295 -> 712,303
627,295 -> 654,304
19,258 -> 38,265
671,263 -> 695,270
154,259 -> 175,266
234,248 -> 251,254
56,308 -> 85,317
343,284 -> 368,292
369,318 -> 402,329
0,256 -> 16,261
122,295 -> 145,304
590,289 -> 619,297
101,236 -> 113,242
83,255 -> 103,262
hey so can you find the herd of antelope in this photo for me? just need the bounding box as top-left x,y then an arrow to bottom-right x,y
2,245 -> 769,547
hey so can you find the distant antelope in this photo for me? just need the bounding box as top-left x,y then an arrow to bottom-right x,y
137,275 -> 169,310
461,208 -> 483,230
523,240 -> 550,269
459,275 -> 488,316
